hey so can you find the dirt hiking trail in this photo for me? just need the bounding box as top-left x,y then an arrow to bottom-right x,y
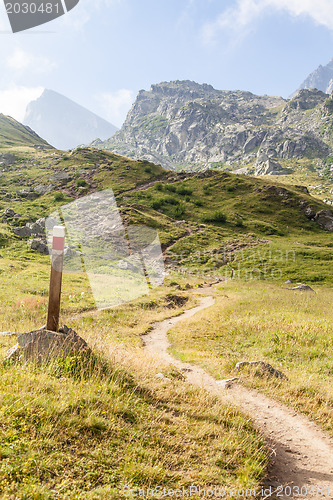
143,295 -> 333,499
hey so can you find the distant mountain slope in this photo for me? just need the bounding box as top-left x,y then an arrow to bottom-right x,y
95,80 -> 333,172
0,114 -> 50,148
0,144 -> 332,285
294,59 -> 333,95
24,89 -> 118,150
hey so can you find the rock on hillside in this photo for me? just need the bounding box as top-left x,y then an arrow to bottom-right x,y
96,80 -> 333,172
24,89 -> 118,151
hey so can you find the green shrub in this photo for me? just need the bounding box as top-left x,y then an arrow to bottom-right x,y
174,205 -> 186,218
76,179 -> 88,188
164,195 -> 179,205
165,184 -> 177,193
194,199 -> 203,207
54,192 -> 65,202
203,210 -> 227,224
151,199 -> 163,210
177,186 -> 193,196
154,182 -> 163,191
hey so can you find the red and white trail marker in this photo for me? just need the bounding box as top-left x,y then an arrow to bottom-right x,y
46,226 -> 65,332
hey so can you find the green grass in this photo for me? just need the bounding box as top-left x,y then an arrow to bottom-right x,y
0,115 -> 49,148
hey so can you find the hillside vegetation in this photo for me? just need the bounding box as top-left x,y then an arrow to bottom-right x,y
0,115 -> 49,148
0,138 -> 332,497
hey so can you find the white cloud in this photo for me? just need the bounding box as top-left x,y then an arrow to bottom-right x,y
6,48 -> 57,74
60,0 -> 127,32
202,0 -> 333,45
0,86 -> 44,122
95,89 -> 134,127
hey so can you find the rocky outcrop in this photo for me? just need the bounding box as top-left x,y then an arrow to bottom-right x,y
254,157 -> 289,176
12,218 -> 46,238
97,80 -> 333,171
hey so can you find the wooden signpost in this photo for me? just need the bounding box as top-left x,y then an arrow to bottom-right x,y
46,226 -> 65,332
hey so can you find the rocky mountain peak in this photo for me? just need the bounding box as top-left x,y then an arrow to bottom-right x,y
294,58 -> 333,95
95,81 -> 333,173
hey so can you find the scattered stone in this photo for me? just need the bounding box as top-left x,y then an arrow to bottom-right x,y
12,226 -> 32,237
300,202 -> 316,219
3,208 -> 15,218
0,153 -> 15,166
291,284 -> 315,292
6,326 -> 91,364
216,377 -> 238,389
63,247 -> 77,257
17,188 -> 39,200
235,361 -> 288,380
35,184 -> 54,195
285,279 -> 293,284
117,260 -> 128,270
49,172 -> 71,182
12,218 -> 46,239
155,372 -> 170,381
28,238 -> 49,255
27,222 -> 45,236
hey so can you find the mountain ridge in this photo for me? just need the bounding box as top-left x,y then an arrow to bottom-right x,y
94,80 -> 333,174
24,89 -> 118,150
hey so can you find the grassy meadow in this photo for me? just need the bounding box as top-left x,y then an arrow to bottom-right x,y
168,280 -> 333,436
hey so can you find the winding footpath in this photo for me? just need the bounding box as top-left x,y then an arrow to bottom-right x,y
143,296 -> 333,499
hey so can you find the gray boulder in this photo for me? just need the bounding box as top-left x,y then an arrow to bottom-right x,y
314,209 -> 333,231
28,238 -> 49,254
235,360 -> 288,379
291,284 -> 315,292
17,188 -> 39,200
49,172 -> 71,182
3,208 -> 15,217
299,201 -> 316,219
6,326 -> 91,364
13,226 -> 32,237
35,184 -> 54,195
255,158 -> 289,176
27,221 -> 45,236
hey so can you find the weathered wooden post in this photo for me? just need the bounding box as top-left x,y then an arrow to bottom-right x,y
46,226 -> 65,332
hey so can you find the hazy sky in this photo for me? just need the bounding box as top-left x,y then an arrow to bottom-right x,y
0,0 -> 333,127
